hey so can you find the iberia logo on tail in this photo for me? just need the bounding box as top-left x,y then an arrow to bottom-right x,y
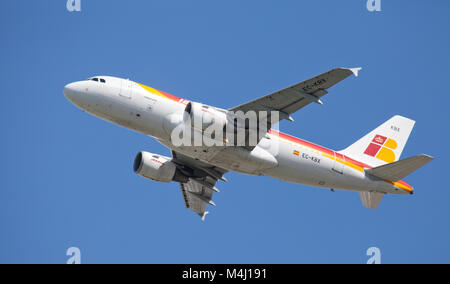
364,135 -> 398,163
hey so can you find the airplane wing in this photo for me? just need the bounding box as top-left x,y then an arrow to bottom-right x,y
172,151 -> 228,220
229,67 -> 361,124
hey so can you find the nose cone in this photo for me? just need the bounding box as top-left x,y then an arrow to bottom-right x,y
63,82 -> 82,102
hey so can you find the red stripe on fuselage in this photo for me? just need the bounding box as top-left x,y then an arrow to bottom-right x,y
158,89 -> 184,103
270,129 -> 372,165
269,129 -> 413,190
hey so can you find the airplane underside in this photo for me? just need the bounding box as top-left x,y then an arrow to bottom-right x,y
64,68 -> 433,219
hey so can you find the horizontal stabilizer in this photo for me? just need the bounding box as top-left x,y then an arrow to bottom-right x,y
359,192 -> 384,210
366,154 -> 434,181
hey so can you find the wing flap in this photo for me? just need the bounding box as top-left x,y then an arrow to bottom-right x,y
172,151 -> 227,219
180,177 -> 217,219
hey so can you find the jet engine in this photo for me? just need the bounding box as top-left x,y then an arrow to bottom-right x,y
133,152 -> 187,183
162,102 -> 227,139
184,102 -> 228,132
163,102 -> 269,147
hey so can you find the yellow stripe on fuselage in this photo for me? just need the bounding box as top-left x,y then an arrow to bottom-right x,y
137,83 -> 166,98
272,133 -> 413,193
387,181 -> 414,193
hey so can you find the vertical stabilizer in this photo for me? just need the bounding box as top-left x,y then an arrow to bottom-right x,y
359,192 -> 384,210
340,116 -> 415,167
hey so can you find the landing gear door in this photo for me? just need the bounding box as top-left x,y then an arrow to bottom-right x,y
333,152 -> 345,174
120,79 -> 133,99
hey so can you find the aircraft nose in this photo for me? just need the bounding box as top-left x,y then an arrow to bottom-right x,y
63,82 -> 84,103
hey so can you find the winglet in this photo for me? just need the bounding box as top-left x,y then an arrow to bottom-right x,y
201,211 -> 210,221
348,67 -> 362,77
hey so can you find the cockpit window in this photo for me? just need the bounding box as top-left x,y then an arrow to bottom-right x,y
88,77 -> 106,83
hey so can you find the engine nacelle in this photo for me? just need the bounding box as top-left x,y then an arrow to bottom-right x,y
133,152 -> 180,183
185,102 -> 227,132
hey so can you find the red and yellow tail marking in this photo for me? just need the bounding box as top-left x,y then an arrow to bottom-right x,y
364,134 -> 398,163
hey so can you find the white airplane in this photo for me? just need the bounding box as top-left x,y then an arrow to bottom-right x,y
64,68 -> 433,220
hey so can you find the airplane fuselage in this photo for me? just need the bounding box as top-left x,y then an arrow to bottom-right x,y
64,76 -> 413,196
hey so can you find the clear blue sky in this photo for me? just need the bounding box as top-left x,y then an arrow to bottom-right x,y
1,0 -> 449,264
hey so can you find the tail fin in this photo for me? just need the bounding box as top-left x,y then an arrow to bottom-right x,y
366,154 -> 434,181
340,115 -> 416,167
359,192 -> 384,210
